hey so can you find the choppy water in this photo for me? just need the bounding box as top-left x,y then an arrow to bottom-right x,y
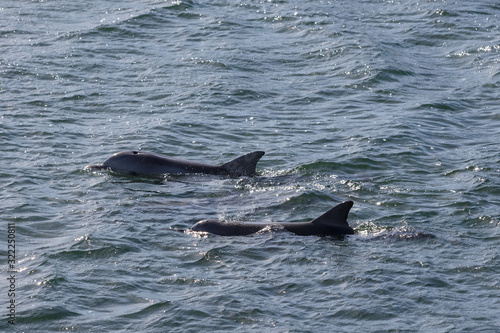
1,0 -> 500,332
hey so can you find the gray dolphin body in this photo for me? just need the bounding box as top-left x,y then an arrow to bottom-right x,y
190,201 -> 355,237
86,150 -> 265,177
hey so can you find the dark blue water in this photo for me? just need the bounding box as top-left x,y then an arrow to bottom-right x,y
1,1 -> 499,332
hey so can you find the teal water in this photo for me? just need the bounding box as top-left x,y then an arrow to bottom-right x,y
1,0 -> 499,332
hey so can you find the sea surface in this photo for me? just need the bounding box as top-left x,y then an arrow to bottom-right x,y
1,0 -> 499,332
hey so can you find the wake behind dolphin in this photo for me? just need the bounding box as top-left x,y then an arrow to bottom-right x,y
86,150 -> 265,177
189,201 -> 355,237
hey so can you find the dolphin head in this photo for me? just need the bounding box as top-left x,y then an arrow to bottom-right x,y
101,150 -> 150,174
85,151 -> 150,174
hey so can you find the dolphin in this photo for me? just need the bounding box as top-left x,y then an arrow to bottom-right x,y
86,150 -> 265,177
189,201 -> 355,237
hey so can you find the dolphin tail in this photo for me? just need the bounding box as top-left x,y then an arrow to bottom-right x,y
311,201 -> 354,228
221,151 -> 265,177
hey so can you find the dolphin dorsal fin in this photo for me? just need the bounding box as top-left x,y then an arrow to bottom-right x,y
221,151 -> 265,177
311,201 -> 353,227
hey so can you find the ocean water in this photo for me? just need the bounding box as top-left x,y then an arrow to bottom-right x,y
1,0 -> 499,332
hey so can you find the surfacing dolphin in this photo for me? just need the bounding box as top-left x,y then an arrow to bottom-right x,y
86,150 -> 265,177
189,201 -> 355,237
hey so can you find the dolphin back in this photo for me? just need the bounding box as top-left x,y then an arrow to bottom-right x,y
191,220 -> 267,236
281,201 -> 354,236
221,151 -> 265,177
311,201 -> 354,229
